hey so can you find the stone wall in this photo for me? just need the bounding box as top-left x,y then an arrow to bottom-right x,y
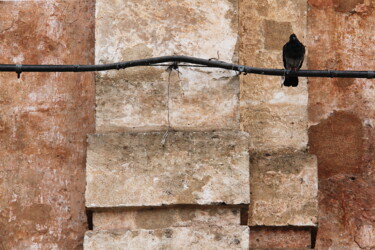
85,0 -> 250,248
1,0 -> 373,249
0,1 -> 95,249
86,0 -> 319,249
239,0 -> 318,248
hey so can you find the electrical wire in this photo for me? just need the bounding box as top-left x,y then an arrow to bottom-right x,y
0,55 -> 374,79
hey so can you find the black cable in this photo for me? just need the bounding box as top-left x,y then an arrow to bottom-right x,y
0,55 -> 374,79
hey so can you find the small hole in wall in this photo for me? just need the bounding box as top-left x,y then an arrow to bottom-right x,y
86,210 -> 93,230
311,227 -> 318,249
240,206 -> 249,225
349,176 -> 356,181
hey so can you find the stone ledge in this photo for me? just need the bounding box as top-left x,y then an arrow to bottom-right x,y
249,152 -> 318,226
93,206 -> 242,230
86,131 -> 250,207
84,226 -> 249,250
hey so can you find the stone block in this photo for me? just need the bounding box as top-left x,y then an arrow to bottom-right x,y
95,74 -> 169,132
93,207 -> 241,230
95,0 -> 240,132
250,226 -> 312,248
84,226 -> 249,250
248,153 -> 318,226
241,103 -> 308,152
86,131 -> 250,207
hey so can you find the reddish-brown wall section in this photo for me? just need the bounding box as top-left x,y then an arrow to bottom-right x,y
0,1 -> 95,249
308,0 -> 375,249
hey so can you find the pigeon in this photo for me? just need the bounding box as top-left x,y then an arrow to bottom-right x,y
282,34 -> 305,87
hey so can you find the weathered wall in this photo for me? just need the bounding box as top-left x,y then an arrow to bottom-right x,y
239,0 -> 318,248
0,1 -> 95,249
1,0 -> 373,249
85,0 -> 250,248
240,0 -> 309,152
307,0 -> 375,248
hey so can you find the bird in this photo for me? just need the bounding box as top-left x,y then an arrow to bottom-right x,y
282,34 -> 305,87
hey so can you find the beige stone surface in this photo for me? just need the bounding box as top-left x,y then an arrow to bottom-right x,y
248,152 -> 318,226
96,0 -> 240,132
240,0 -> 308,152
93,207 -> 241,230
86,131 -> 250,207
84,226 -> 249,250
241,104 -> 308,151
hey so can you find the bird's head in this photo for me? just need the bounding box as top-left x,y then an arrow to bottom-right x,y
290,34 -> 297,41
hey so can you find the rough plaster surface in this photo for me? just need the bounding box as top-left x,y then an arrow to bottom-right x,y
239,0 -> 308,152
86,131 -> 250,207
248,153 -> 318,226
0,1 -> 95,249
84,226 -> 249,250
95,0 -> 240,132
307,0 -> 375,248
93,207 -> 241,230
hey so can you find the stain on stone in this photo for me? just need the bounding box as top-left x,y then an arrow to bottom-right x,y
225,0 -> 239,32
250,152 -> 307,175
309,111 -> 363,179
134,209 -> 174,229
263,20 -> 293,50
333,0 -> 364,13
308,0 -> 332,9
214,233 -> 223,241
24,204 -> 52,224
309,0 -> 369,13
334,78 -> 356,88
233,238 -> 241,245
131,231 -> 140,237
164,229 -> 173,238
175,176 -> 212,204
120,44 -> 153,61
254,2 -> 269,16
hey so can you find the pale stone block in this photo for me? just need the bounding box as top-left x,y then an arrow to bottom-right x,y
93,207 -> 241,230
241,103 -> 308,151
86,131 -> 250,207
96,74 -> 169,132
248,153 -> 318,226
84,226 -> 249,250
95,0 -> 240,132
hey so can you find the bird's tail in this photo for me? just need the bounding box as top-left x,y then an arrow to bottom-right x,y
283,76 -> 298,87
